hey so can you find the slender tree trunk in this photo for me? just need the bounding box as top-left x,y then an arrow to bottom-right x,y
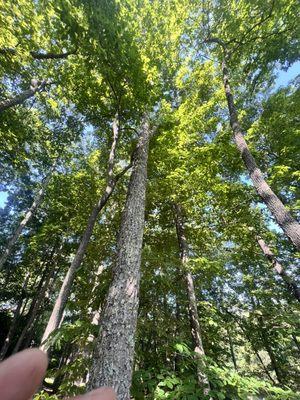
256,236 -> 300,302
0,167 -> 54,270
173,203 -> 211,397
88,117 -> 151,400
227,329 -> 238,370
220,54 -> 300,249
174,296 -> 181,372
0,80 -> 48,113
223,309 -> 277,385
257,316 -> 284,385
13,263 -> 55,353
0,273 -> 30,360
40,117 -> 130,350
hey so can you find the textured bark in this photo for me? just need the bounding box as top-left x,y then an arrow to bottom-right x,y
0,80 -> 48,113
0,273 -> 30,360
220,54 -> 300,249
174,203 -> 211,397
0,167 -> 54,270
88,117 -> 151,400
40,117 -> 129,350
256,236 -> 300,302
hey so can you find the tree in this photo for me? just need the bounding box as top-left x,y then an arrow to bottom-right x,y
88,117 -> 152,399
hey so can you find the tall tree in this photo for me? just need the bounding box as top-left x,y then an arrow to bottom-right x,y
40,116 -> 131,349
88,117 -> 152,400
173,203 -> 211,397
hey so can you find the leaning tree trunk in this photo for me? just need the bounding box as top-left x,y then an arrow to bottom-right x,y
255,236 -> 300,302
0,273 -> 30,360
0,166 -> 55,270
88,117 -> 151,400
0,80 -> 48,113
40,116 -> 131,350
13,261 -> 57,353
221,54 -> 300,249
173,203 -> 211,397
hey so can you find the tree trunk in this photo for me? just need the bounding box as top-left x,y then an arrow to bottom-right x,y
87,116 -> 151,400
40,116 -> 130,350
220,52 -> 300,249
0,167 -> 54,270
0,273 -> 30,360
223,309 -> 277,385
173,203 -> 211,397
256,236 -> 300,302
261,330 -> 284,385
0,80 -> 48,113
13,263 -> 56,353
227,329 -> 238,370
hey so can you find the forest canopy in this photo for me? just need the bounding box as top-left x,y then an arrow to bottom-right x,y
0,0 -> 299,399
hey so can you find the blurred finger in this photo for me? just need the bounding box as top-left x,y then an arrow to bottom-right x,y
0,349 -> 48,400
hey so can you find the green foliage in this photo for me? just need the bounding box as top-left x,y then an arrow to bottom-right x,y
1,0 -> 300,399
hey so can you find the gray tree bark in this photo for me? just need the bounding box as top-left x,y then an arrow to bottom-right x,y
0,80 -> 48,113
173,203 -> 211,397
205,38 -> 300,249
256,236 -> 300,302
221,55 -> 300,249
40,117 -> 130,350
87,116 -> 151,400
0,167 -> 54,270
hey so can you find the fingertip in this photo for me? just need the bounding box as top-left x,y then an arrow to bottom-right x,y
0,348 -> 49,400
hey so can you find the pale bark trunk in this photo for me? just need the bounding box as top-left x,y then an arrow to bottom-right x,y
88,117 -> 151,400
40,117 -> 128,350
0,167 -> 54,270
256,236 -> 300,302
173,203 -> 211,397
221,55 -> 300,249
0,273 -> 30,360
0,80 -> 48,113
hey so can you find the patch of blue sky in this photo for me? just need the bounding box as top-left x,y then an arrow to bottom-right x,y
274,60 -> 300,90
0,191 -> 8,208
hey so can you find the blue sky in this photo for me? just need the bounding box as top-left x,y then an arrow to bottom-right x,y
0,61 -> 299,209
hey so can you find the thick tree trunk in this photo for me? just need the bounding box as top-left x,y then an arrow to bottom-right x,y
173,203 -> 211,397
88,117 -> 151,400
0,80 -> 48,113
0,167 -> 54,270
221,55 -> 300,249
40,117 -> 130,350
0,273 -> 30,360
256,236 -> 300,302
